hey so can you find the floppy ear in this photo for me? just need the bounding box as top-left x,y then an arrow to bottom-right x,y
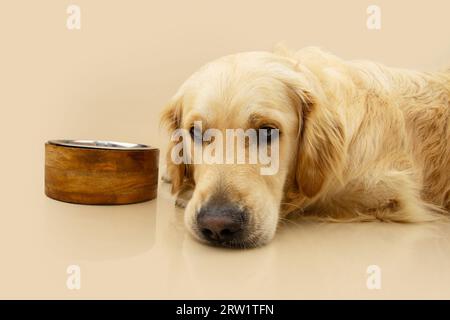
285,74 -> 346,198
160,97 -> 194,194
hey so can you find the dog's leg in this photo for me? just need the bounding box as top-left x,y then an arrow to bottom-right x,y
312,161 -> 446,222
161,172 -> 172,184
341,168 -> 444,222
175,185 -> 194,208
160,165 -> 194,208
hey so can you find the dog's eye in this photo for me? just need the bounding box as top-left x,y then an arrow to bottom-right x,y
189,126 -> 202,141
258,126 -> 279,144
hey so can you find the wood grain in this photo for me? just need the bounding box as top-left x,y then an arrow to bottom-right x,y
45,143 -> 159,205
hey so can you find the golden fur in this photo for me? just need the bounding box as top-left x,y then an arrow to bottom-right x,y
161,47 -> 450,247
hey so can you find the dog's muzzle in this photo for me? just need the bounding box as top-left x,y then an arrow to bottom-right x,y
196,198 -> 248,247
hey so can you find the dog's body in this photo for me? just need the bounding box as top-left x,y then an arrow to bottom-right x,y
162,47 -> 450,247
278,48 -> 450,222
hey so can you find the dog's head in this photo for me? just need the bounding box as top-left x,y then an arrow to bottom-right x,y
161,49 -> 345,248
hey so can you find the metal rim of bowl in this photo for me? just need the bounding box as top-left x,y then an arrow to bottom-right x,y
48,139 -> 152,151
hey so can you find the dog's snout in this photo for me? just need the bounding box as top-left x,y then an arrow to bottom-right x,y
197,201 -> 247,244
198,215 -> 241,241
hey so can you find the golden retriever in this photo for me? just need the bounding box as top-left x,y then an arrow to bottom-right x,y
161,46 -> 450,248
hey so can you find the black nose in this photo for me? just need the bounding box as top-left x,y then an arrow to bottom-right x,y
197,201 -> 246,243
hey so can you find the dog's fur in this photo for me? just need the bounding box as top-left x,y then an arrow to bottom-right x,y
161,47 -> 450,247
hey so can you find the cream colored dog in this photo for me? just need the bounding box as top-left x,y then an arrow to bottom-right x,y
161,47 -> 450,248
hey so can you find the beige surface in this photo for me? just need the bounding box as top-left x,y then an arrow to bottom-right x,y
0,0 -> 449,299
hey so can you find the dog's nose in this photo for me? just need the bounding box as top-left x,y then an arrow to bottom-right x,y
197,202 -> 246,243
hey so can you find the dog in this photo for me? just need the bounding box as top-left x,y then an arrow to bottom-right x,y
161,46 -> 450,248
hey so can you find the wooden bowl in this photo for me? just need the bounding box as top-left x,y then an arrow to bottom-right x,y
45,140 -> 159,205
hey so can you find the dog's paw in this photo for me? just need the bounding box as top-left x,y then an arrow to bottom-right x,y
161,171 -> 172,183
175,197 -> 188,208
175,187 -> 194,208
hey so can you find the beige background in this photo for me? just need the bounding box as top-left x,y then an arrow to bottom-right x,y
0,0 -> 449,299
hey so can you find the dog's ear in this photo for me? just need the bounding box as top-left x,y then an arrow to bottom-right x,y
160,95 -> 182,132
160,97 -> 193,194
284,73 -> 346,198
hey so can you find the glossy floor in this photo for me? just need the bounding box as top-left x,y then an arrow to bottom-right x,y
1,180 -> 449,299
